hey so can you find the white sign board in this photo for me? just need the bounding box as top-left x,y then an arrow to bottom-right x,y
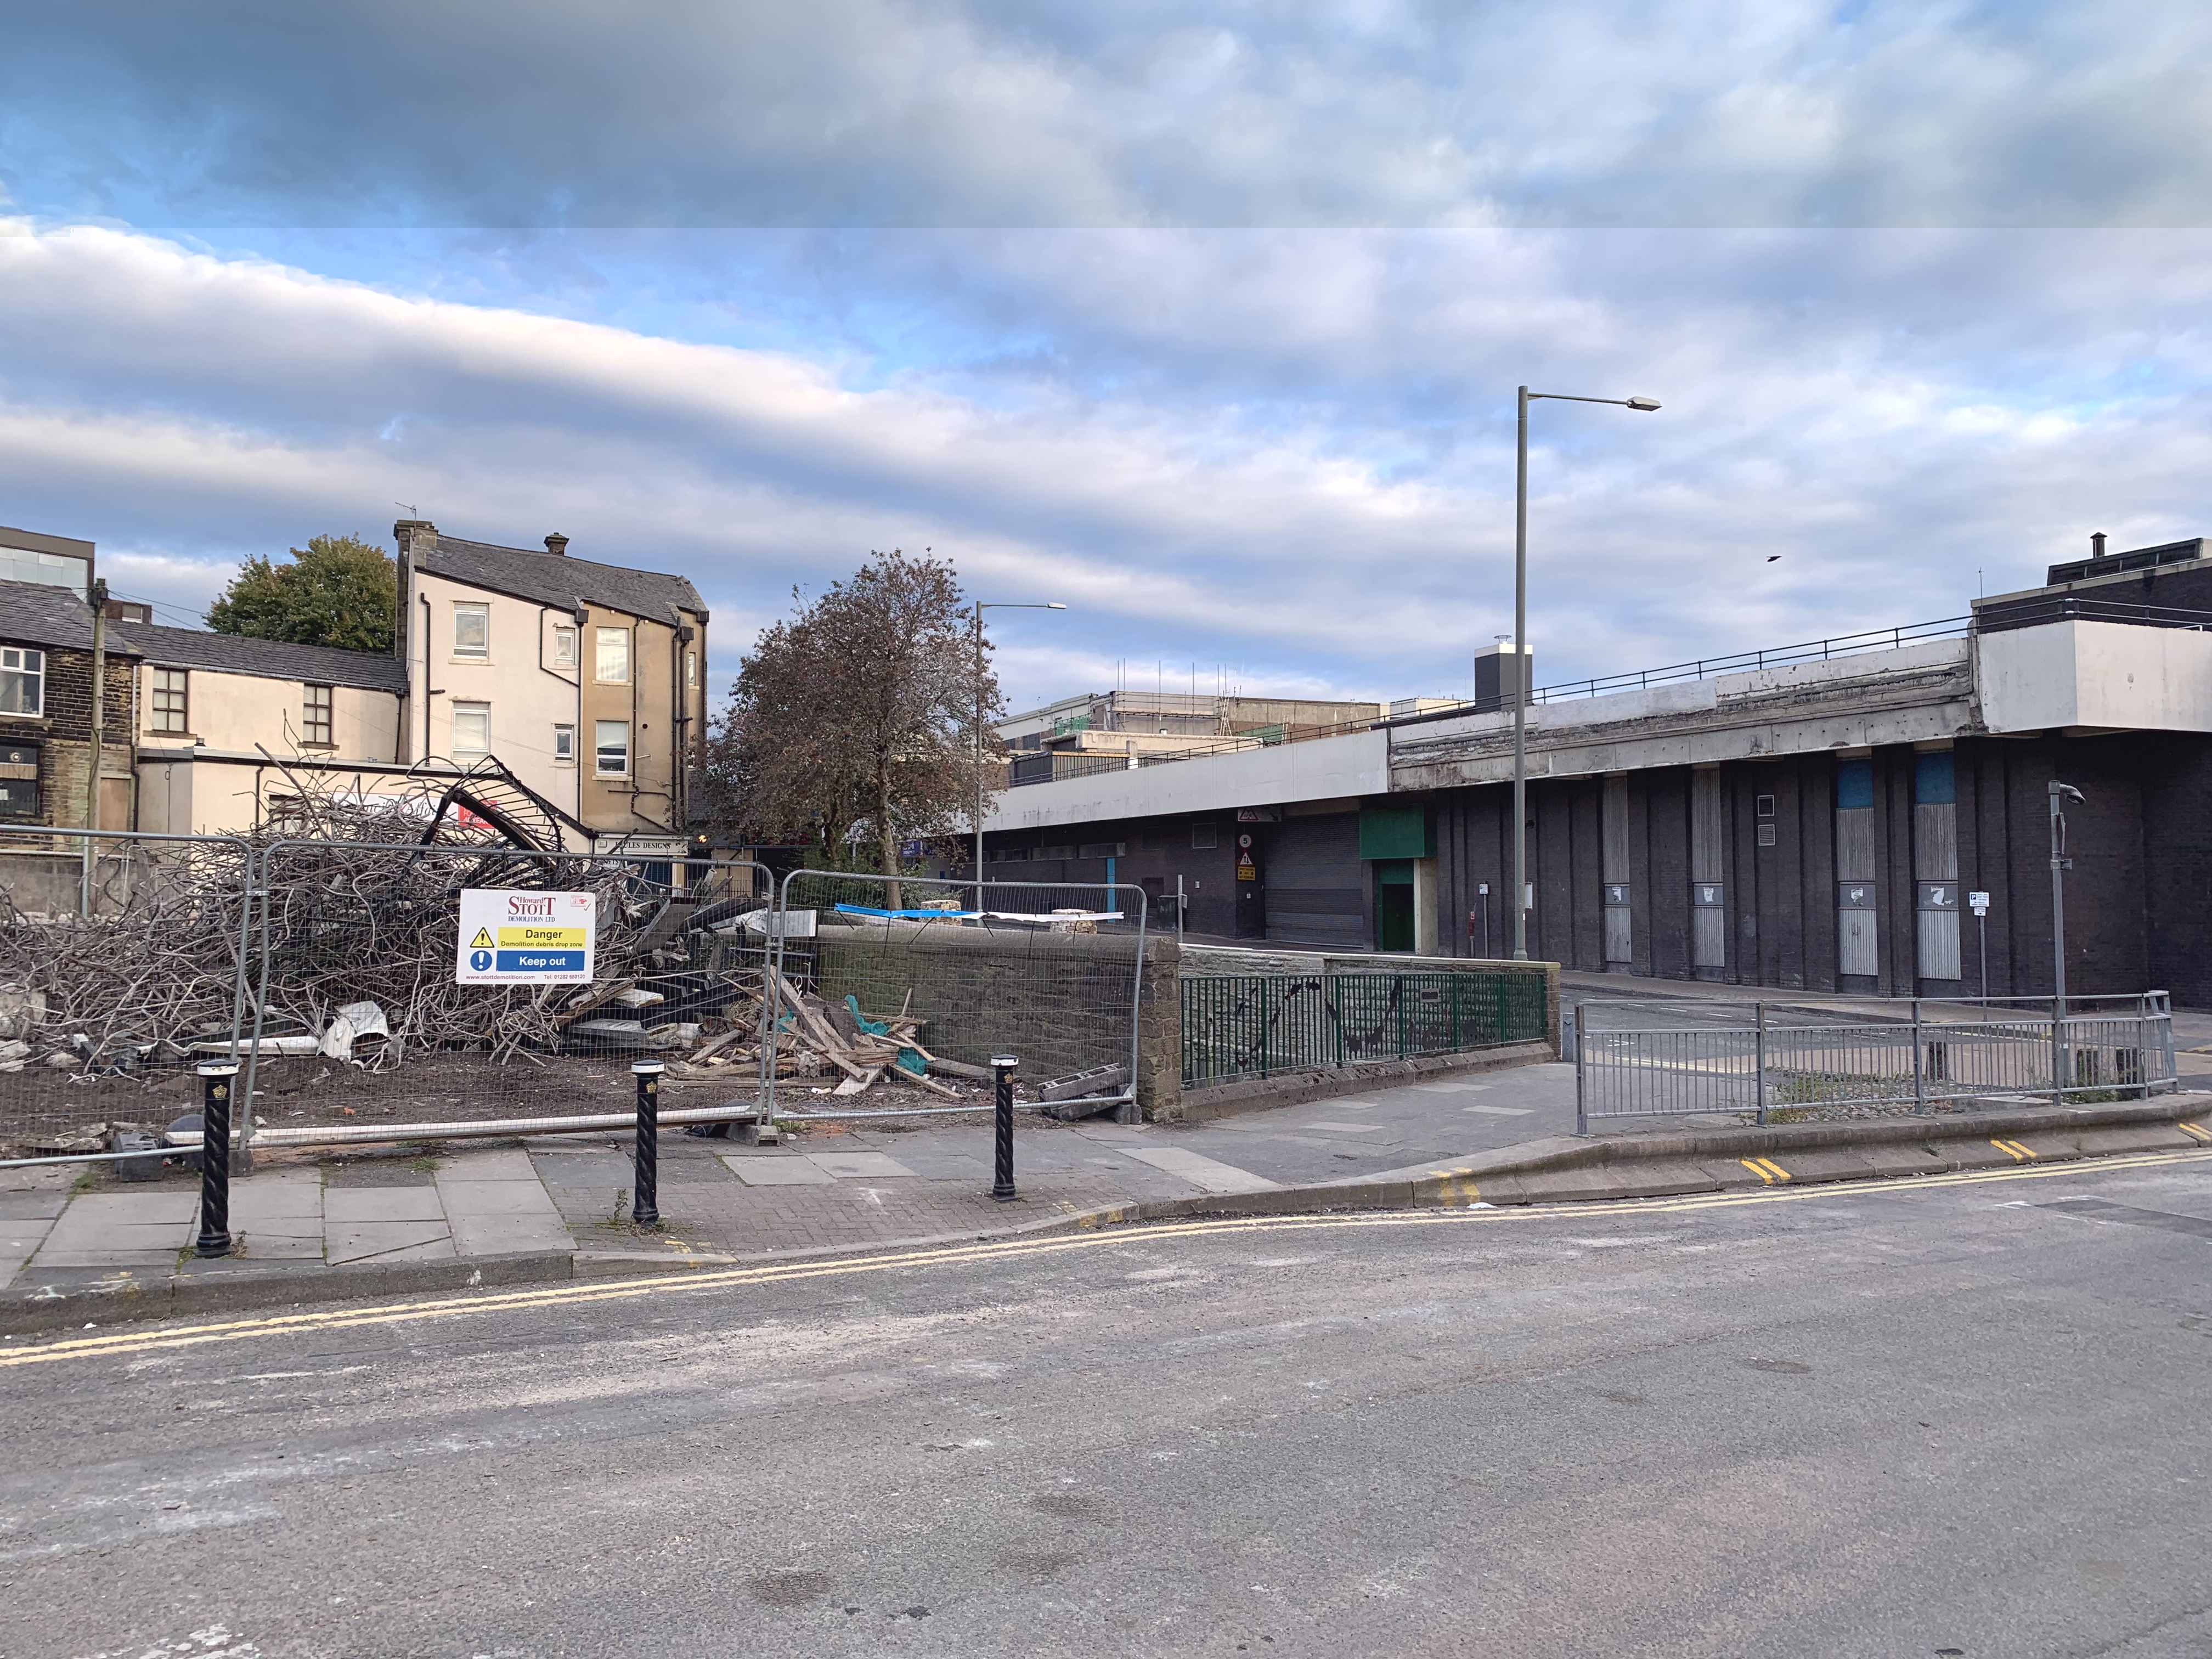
456,889 -> 597,984
1967,890 -> 1991,917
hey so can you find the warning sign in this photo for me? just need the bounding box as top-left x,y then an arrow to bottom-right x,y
1236,851 -> 1257,881
456,889 -> 597,984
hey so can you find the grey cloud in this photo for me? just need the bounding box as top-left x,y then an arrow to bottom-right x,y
2,2 -> 2207,229
0,225 -> 2206,714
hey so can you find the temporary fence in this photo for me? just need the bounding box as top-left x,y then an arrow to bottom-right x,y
1575,993 -> 2178,1131
0,827 -> 255,1164
1181,968 -> 1551,1088
0,828 -> 777,1163
764,870 -> 1148,1121
237,839 -> 774,1150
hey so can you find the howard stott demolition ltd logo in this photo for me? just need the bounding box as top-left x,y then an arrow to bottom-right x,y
455,888 -> 599,985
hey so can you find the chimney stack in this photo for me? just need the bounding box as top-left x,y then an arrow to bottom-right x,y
545,533 -> 569,557
2091,531 -> 2107,560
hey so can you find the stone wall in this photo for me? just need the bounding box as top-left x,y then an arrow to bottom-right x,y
810,919 -> 1146,1094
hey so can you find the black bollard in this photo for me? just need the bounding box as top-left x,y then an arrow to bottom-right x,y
194,1062 -> 236,1258
631,1060 -> 663,1226
990,1053 -> 1018,1201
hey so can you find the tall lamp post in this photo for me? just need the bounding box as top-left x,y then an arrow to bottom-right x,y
2049,780 -> 2083,1096
973,600 -> 1066,904
1511,386 -> 1661,959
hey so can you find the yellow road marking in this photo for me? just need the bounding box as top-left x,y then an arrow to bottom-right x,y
1992,1138 -> 2036,1163
1739,1158 -> 1778,1184
7,1147 -> 2210,1372
2179,1121 -> 2211,1144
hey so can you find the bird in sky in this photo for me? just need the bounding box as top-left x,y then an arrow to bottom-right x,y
1767,555 -> 1781,562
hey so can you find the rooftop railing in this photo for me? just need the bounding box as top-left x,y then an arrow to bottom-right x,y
1003,595 -> 2212,785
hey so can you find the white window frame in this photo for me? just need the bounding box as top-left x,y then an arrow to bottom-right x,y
595,626 -> 630,685
451,700 -> 491,760
594,719 -> 630,776
301,683 -> 333,747
685,649 -> 697,689
0,647 -> 44,718
150,666 -> 189,735
552,624 -> 578,669
552,723 -> 577,764
453,601 -> 490,659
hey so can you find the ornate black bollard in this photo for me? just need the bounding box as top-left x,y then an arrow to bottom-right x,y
194,1062 -> 236,1258
990,1053 -> 1018,1201
632,1060 -> 663,1227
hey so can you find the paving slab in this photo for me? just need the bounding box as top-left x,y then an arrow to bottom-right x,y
1119,1146 -> 1279,1195
451,1214 -> 573,1255
0,1193 -> 70,1222
806,1153 -> 918,1179
59,1190 -> 200,1224
326,1222 -> 453,1265
325,1187 -> 445,1223
436,1179 -> 563,1217
441,1147 -> 541,1181
722,1156 -> 836,1186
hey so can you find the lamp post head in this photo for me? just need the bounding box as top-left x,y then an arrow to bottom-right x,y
1046,602 -> 1067,610
1624,397 -> 1661,411
2050,781 -> 2084,802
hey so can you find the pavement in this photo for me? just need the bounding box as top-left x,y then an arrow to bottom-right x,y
7,1145 -> 2212,1657
0,1059 -> 1589,1317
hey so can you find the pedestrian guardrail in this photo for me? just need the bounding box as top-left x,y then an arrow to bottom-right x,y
1574,994 -> 2177,1131
1182,968 -> 1549,1088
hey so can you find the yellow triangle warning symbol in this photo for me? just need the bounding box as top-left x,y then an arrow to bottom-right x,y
469,927 -> 495,949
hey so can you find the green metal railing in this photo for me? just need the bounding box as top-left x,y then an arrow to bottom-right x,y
1181,970 -> 1550,1088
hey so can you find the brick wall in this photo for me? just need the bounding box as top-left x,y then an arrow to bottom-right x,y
0,646 -> 137,833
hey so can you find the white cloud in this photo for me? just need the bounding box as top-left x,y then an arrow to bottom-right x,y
0,222 -> 2207,714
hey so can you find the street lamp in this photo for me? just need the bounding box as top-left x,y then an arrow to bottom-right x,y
974,600 -> 1067,905
2049,780 -> 2083,1097
1509,386 -> 1661,960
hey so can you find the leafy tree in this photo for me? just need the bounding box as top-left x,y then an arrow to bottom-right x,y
206,534 -> 396,652
702,550 -> 1001,905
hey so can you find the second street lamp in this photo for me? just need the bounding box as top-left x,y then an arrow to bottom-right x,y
1509,386 -> 1661,960
973,600 -> 1067,906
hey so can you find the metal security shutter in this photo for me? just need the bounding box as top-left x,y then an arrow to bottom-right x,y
1265,812 -> 1364,947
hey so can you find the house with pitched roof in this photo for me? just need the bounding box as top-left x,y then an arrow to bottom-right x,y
392,521 -> 709,850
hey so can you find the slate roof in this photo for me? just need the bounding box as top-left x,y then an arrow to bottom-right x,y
112,623 -> 410,693
0,580 -> 114,652
419,535 -> 706,625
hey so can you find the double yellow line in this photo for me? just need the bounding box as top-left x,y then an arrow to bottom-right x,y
6,1147 -> 2208,1372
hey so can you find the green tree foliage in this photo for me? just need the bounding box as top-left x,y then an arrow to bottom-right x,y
206,534 -> 397,652
700,550 -> 1002,904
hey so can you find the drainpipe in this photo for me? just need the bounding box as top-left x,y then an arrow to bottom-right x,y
79,582 -> 109,913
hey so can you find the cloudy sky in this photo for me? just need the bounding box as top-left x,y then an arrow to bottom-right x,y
2,2 -> 2208,710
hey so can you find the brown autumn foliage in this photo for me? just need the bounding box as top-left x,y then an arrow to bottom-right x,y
702,550 -> 1002,903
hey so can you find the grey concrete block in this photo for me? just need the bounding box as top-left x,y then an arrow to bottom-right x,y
807,1153 -> 917,1179
325,1187 -> 445,1223
452,1215 -> 574,1256
436,1180 -> 562,1218
722,1157 -> 834,1186
325,1221 -> 453,1264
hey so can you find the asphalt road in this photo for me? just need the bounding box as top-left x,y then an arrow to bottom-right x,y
7,1152 -> 2212,1658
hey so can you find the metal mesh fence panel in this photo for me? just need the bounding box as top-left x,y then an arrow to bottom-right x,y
1181,968 -> 1550,1088
1577,994 -> 2176,1126
765,871 -> 1146,1119
0,828 -> 252,1160
240,841 -> 771,1148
